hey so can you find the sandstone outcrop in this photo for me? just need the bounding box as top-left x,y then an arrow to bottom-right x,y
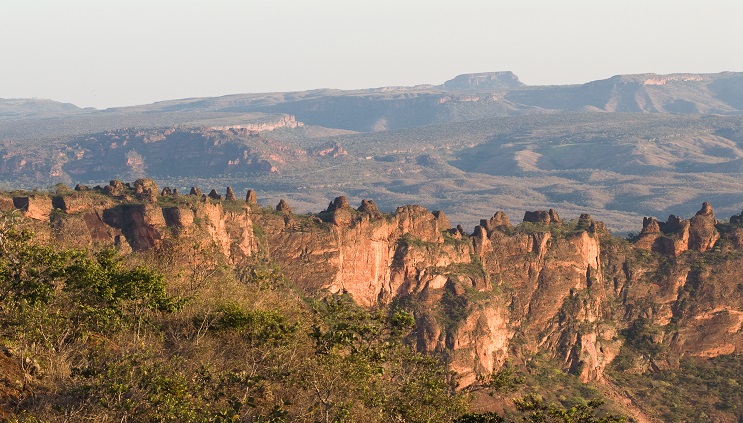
103,180 -> 126,197
523,208 -> 561,224
276,199 -> 291,214
245,189 -> 258,205
637,203 -> 720,256
225,186 -> 237,201
133,178 -> 158,202
688,201 -> 719,251
0,196 -> 14,212
358,199 -> 381,216
9,188 -> 741,392
480,211 -> 511,235
324,196 -> 353,226
12,195 -> 52,221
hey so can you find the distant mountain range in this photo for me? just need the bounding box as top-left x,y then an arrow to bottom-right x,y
3,71 -> 743,131
2,71 -> 743,232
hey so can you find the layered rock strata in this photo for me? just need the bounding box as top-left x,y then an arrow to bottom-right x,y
7,185 -> 741,388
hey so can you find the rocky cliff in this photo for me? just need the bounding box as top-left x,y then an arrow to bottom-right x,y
3,181 -> 741,391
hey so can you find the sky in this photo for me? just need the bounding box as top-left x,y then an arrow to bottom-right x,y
2,0 -> 742,109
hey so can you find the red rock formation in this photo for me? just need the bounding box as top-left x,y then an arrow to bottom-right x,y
12,195 -> 51,221
480,211 -> 511,235
133,178 -> 158,203
276,199 -> 292,214
523,209 -> 561,224
637,203 -> 720,256
225,187 -> 237,201
245,189 -> 258,205
688,202 -> 719,251
0,196 -> 14,212
8,188 -> 741,390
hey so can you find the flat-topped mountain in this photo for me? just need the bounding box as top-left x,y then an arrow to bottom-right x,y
506,72 -> 743,114
443,71 -> 525,91
3,71 -> 743,134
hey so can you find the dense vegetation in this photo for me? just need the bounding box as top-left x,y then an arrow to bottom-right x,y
607,338 -> 743,422
0,211 -> 629,422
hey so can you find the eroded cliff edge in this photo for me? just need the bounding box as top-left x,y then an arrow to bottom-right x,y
3,181 -> 742,389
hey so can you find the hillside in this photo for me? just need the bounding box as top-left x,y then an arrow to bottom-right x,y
3,71 -> 743,235
1,182 -> 741,421
3,112 -> 743,233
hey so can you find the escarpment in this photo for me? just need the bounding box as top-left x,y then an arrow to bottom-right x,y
5,183 -> 742,389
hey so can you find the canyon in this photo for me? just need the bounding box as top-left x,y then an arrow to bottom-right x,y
5,179 -> 741,398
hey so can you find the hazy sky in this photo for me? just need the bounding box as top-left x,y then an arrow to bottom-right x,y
2,0 -> 742,109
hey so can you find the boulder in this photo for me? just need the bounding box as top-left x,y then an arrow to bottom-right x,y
358,199 -> 381,216
659,215 -> 685,234
225,186 -> 237,201
0,196 -> 14,211
133,179 -> 158,202
523,210 -> 551,223
276,199 -> 292,214
103,180 -> 126,197
12,195 -> 52,221
577,214 -> 594,231
208,189 -> 222,200
190,187 -> 203,197
641,217 -> 661,234
56,194 -> 94,213
432,210 -> 451,231
325,196 -> 350,212
481,211 -> 511,234
395,205 -> 442,243
549,209 -> 561,224
688,202 -> 719,252
245,189 -> 258,205
325,196 -> 353,226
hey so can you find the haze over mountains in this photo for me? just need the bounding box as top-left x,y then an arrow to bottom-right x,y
2,71 -> 743,232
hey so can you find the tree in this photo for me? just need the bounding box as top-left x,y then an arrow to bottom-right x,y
64,248 -> 184,335
0,215 -> 73,309
514,394 -> 626,423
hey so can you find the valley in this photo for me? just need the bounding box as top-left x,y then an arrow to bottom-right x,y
2,71 -> 743,421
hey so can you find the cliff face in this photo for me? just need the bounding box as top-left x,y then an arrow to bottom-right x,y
5,184 -> 742,388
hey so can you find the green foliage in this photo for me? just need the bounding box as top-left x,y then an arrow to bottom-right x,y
0,209 -> 648,423
211,302 -> 298,346
442,230 -> 471,247
479,365 -> 525,393
514,394 -> 626,423
620,318 -> 665,357
0,222 -> 73,309
455,412 -> 506,422
607,354 -> 743,422
510,220 -> 584,239
64,248 -> 184,332
439,284 -> 470,339
307,294 -> 467,421
397,232 -> 436,248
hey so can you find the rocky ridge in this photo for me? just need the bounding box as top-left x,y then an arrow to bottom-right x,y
2,180 -> 741,391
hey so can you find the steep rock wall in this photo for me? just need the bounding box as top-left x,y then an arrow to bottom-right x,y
8,186 -> 742,388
